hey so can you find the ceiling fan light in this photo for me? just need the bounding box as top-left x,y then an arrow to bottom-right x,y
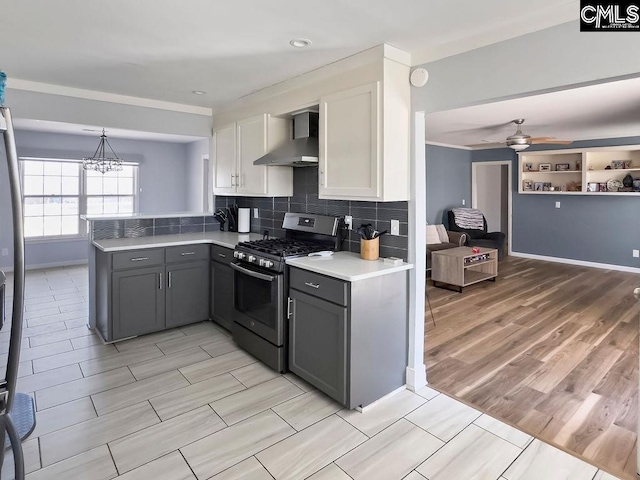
508,143 -> 530,151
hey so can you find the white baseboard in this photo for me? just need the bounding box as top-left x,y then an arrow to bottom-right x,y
510,251 -> 640,274
405,365 -> 428,392
356,385 -> 407,413
0,259 -> 88,273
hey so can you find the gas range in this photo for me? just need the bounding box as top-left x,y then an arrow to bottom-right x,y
234,239 -> 328,273
233,213 -> 343,273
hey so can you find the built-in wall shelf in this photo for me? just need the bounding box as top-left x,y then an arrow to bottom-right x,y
518,145 -> 640,195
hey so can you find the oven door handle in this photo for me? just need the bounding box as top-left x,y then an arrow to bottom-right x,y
230,262 -> 276,282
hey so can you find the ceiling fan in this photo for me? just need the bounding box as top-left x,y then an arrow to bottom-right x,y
468,119 -> 573,151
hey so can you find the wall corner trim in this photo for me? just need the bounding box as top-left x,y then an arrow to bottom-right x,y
510,251 -> 640,274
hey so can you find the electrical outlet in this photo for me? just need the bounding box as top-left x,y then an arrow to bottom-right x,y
633,249 -> 639,258
391,219 -> 400,236
253,208 -> 259,219
1,248 -> 7,256
344,215 -> 353,230
555,201 -> 561,208
462,199 -> 466,206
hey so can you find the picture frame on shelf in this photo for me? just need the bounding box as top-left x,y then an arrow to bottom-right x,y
539,163 -> 551,172
587,182 -> 598,192
543,182 -> 551,191
611,160 -> 624,169
534,182 -> 543,191
624,160 -> 632,169
555,163 -> 570,171
523,180 -> 533,191
575,159 -> 581,171
598,183 -> 607,192
524,162 -> 534,172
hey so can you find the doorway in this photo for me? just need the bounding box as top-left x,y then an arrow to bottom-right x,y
471,160 -> 511,255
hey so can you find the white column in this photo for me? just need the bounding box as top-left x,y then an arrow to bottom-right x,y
406,111 -> 427,390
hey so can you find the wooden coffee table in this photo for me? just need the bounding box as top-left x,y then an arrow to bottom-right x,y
431,246 -> 498,292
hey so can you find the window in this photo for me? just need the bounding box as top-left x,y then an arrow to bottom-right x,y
20,158 -> 138,239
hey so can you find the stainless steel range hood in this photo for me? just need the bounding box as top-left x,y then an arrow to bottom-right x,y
254,112 -> 318,167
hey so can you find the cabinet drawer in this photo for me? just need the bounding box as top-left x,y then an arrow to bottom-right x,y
112,249 -> 164,270
290,268 -> 348,306
211,245 -> 234,265
165,244 -> 210,263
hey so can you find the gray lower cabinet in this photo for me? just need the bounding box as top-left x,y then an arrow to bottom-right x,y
94,244 -> 211,342
112,266 -> 165,339
166,261 -> 210,328
289,288 -> 347,405
288,266 -> 408,409
210,255 -> 234,331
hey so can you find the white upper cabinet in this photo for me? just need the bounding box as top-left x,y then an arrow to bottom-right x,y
212,114 -> 292,197
320,82 -> 380,199
319,60 -> 409,202
212,123 -> 236,195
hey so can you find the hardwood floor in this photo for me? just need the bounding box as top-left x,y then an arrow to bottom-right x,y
425,256 -> 640,479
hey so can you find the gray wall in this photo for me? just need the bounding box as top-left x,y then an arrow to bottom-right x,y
425,144 -> 471,224
472,136 -> 640,268
186,138 -> 211,212
0,130 -> 197,270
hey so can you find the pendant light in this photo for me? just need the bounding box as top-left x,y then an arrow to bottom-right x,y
82,129 -> 123,174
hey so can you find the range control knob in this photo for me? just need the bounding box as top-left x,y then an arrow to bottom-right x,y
233,251 -> 240,259
263,260 -> 274,268
236,252 -> 245,260
248,255 -> 256,263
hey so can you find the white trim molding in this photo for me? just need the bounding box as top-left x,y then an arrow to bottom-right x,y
425,141 -> 472,150
8,78 -> 213,116
510,251 -> 640,274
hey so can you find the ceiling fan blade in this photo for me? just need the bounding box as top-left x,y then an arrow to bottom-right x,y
530,138 -> 573,145
465,141 -> 506,148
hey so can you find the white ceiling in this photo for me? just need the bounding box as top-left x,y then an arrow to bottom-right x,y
425,77 -> 640,147
0,0 -> 577,110
12,118 -> 205,143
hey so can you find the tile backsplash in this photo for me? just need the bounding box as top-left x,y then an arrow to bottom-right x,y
91,215 -> 216,240
215,167 -> 409,260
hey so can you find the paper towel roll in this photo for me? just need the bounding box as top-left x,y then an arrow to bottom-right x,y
238,208 -> 250,233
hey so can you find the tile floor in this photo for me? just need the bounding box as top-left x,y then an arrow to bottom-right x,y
0,265 -> 624,479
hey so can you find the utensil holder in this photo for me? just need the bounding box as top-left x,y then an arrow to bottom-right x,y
360,237 -> 379,261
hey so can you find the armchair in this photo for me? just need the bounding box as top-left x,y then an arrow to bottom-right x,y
447,208 -> 506,259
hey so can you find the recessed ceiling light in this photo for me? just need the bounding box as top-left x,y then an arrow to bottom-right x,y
192,90 -> 207,95
289,38 -> 312,48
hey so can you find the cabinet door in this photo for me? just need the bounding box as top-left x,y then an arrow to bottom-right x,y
166,261 -> 210,328
237,114 -> 268,195
112,266 -> 164,339
319,82 -> 380,200
213,123 -> 237,194
289,288 -> 348,405
211,261 -> 234,331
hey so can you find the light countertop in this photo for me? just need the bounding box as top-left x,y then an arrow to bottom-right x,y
92,232 -> 261,252
286,251 -> 413,282
82,212 -> 212,221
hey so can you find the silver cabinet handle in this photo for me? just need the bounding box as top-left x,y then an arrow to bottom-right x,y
131,257 -> 148,262
159,273 -> 162,290
180,252 -> 195,256
230,174 -> 235,187
218,253 -> 226,258
304,282 -> 320,289
287,297 -> 294,318
168,271 -> 172,289
319,170 -> 324,187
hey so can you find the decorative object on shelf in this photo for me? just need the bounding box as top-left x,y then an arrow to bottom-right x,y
543,182 -> 552,191
623,174 -> 633,188
607,179 -> 623,192
633,179 -> 640,191
599,183 -> 607,192
611,160 -> 624,169
539,163 -> 551,172
588,164 -> 594,171
523,180 -> 533,191
555,163 -> 570,171
524,163 -> 533,172
566,181 -> 581,192
575,159 -> 581,171
561,184 -> 567,192
605,165 -> 612,170
534,182 -> 543,191
587,182 -> 598,192
82,129 -> 123,174
624,160 -> 632,168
